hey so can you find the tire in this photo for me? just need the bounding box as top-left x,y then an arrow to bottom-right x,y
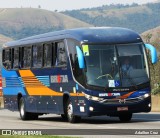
119,113 -> 132,122
66,99 -> 81,123
61,114 -> 67,121
19,97 -> 38,120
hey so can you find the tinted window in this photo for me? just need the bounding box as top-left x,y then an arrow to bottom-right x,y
44,43 -> 52,67
67,39 -> 84,85
3,49 -> 11,69
56,42 -> 67,66
33,45 -> 43,68
13,47 -> 19,69
23,46 -> 32,68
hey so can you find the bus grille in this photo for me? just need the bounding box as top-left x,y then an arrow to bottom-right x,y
100,96 -> 144,104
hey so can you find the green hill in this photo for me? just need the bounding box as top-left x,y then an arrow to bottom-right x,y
0,8 -> 92,40
141,25 -> 160,52
63,2 -> 160,33
141,26 -> 160,42
141,25 -> 160,94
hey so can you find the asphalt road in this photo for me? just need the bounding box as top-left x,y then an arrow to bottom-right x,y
0,109 -> 160,137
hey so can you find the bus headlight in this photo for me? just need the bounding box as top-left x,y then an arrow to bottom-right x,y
84,93 -> 91,99
148,103 -> 151,107
144,93 -> 150,98
89,106 -> 94,111
91,96 -> 100,101
84,93 -> 103,101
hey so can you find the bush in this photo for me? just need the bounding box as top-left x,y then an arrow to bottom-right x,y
152,87 -> 160,95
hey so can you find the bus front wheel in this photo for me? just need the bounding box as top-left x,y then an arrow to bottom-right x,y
66,99 -> 81,123
118,113 -> 132,122
19,97 -> 38,120
61,114 -> 67,120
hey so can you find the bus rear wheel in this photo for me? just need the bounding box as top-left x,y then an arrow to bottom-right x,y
118,113 -> 132,122
19,97 -> 38,120
66,99 -> 81,123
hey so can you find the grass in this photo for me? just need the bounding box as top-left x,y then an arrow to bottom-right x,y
0,136 -> 80,138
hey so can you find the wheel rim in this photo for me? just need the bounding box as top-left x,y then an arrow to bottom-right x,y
67,102 -> 73,119
20,101 -> 25,117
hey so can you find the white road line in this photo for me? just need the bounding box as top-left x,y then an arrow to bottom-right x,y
133,118 -> 160,121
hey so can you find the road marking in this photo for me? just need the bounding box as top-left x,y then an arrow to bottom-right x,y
133,118 -> 160,121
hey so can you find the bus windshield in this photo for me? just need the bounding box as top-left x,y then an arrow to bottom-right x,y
84,44 -> 149,88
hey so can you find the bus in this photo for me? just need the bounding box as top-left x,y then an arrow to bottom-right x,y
2,27 -> 157,123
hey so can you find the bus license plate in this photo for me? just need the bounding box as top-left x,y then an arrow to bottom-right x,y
117,107 -> 128,111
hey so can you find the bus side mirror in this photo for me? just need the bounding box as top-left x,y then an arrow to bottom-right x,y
145,44 -> 158,64
76,46 -> 85,69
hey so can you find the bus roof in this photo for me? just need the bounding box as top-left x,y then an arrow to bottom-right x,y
4,27 -> 143,48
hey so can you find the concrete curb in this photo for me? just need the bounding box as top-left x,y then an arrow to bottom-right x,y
151,95 -> 160,112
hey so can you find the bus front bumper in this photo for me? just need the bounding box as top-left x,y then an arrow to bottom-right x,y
75,96 -> 151,117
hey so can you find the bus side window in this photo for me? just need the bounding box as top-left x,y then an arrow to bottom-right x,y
44,43 -> 52,67
3,49 -> 12,70
13,47 -> 20,69
55,42 -> 67,66
32,45 -> 43,68
23,46 -> 32,68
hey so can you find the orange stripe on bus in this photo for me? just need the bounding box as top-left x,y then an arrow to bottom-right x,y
19,70 -> 44,87
117,91 -> 135,99
19,70 -> 85,97
19,70 -> 35,77
26,87 -> 63,96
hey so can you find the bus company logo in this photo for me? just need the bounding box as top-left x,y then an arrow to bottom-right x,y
99,93 -> 120,97
50,75 -> 68,83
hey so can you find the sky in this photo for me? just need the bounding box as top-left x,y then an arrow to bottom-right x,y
0,0 -> 158,11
